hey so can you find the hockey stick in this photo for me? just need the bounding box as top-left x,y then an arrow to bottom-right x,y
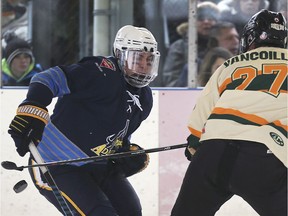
2,143 -> 188,171
28,141 -> 75,216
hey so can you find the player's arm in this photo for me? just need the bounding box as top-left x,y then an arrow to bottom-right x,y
8,66 -> 70,157
185,69 -> 221,160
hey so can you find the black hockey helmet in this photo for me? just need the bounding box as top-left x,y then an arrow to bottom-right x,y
240,9 -> 287,53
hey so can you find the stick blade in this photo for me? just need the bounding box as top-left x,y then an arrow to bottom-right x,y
1,161 -> 23,171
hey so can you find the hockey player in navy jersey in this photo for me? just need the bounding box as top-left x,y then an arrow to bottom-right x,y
171,10 -> 287,216
8,25 -> 160,216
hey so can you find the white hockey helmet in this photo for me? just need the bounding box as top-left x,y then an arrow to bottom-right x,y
113,25 -> 160,88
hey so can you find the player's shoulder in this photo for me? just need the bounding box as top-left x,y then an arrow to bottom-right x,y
58,55 -> 120,76
78,56 -> 119,72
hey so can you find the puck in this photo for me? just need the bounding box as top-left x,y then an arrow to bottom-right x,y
13,180 -> 28,193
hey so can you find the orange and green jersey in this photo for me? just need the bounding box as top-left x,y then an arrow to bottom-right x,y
188,46 -> 288,166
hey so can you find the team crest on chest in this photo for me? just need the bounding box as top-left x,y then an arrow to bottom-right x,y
100,59 -> 116,71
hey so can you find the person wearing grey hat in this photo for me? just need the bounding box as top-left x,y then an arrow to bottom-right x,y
162,1 -> 220,87
1,37 -> 42,86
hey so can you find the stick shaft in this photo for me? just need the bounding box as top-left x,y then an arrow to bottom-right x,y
29,141 -> 75,216
24,143 -> 187,169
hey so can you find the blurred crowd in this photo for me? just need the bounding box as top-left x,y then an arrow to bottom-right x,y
162,0 -> 288,87
1,0 -> 287,87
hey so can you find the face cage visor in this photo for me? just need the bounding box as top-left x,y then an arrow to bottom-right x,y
119,50 -> 160,88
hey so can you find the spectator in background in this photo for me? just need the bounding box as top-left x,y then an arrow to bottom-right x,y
197,47 -> 233,86
196,1 -> 221,59
207,21 -> 239,56
162,22 -> 189,87
219,0 -> 268,35
176,21 -> 238,87
162,1 -> 220,87
2,36 -> 42,86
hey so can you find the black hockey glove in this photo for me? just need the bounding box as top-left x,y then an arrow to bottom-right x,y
109,144 -> 149,177
8,103 -> 49,157
185,134 -> 200,161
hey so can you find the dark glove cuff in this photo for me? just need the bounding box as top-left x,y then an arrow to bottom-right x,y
187,134 -> 200,150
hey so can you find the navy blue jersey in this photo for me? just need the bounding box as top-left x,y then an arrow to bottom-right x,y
27,56 -> 153,165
